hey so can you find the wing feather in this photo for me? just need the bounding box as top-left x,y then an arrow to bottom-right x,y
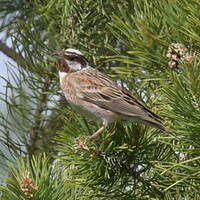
73,68 -> 164,130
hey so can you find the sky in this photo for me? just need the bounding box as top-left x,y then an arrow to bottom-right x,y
0,51 -> 12,179
0,51 -> 9,113
0,32 -> 15,113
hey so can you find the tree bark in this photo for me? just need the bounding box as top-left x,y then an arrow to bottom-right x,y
0,40 -> 25,65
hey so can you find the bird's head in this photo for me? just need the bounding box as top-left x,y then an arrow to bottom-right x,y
54,48 -> 88,73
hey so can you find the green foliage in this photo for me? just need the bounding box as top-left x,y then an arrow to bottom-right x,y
0,154 -> 91,200
56,116 -> 173,199
0,0 -> 200,199
155,60 -> 200,197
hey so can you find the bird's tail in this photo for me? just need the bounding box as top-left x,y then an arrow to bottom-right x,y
144,119 -> 165,131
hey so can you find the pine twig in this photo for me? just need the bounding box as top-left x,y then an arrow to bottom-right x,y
0,40 -> 26,66
27,78 -> 51,155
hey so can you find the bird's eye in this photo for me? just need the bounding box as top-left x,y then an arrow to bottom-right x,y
69,57 -> 76,61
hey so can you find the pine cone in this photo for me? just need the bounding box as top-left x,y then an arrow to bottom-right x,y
166,43 -> 193,69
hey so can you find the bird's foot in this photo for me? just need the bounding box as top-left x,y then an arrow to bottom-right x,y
87,135 -> 102,142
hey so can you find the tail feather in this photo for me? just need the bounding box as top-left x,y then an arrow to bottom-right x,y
144,119 -> 165,131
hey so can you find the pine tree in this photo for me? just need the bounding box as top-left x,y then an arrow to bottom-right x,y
0,0 -> 200,199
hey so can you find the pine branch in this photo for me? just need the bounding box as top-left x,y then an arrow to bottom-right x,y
27,77 -> 51,155
0,40 -> 26,66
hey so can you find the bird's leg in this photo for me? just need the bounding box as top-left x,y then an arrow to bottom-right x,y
89,126 -> 105,139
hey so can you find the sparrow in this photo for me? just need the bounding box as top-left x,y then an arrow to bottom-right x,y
54,48 -> 164,138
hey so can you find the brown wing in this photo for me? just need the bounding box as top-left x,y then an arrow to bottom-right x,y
74,68 -> 164,130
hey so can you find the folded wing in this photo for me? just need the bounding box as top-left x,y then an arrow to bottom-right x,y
74,68 -> 165,130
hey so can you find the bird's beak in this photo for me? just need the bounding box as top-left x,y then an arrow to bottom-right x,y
52,51 -> 60,57
52,51 -> 61,69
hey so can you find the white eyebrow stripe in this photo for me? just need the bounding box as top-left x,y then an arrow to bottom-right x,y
65,48 -> 83,56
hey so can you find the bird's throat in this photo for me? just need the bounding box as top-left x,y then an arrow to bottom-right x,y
59,71 -> 67,79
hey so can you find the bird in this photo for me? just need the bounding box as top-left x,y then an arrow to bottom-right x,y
54,48 -> 165,139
